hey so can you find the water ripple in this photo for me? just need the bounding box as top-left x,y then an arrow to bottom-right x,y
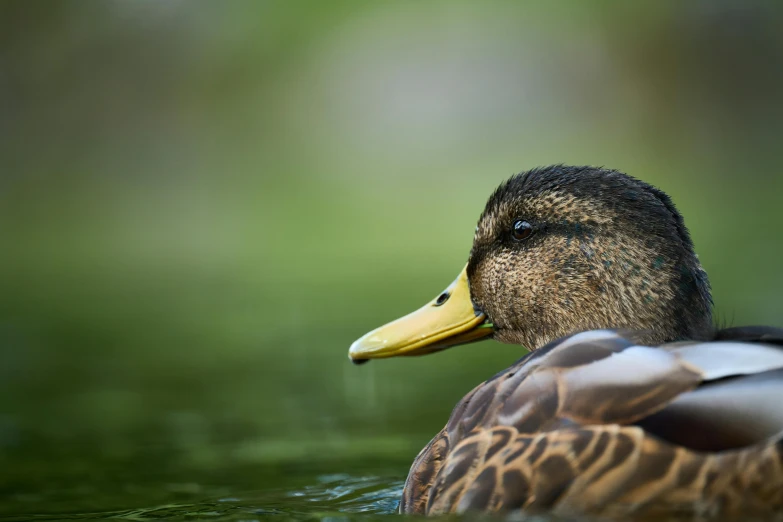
0,474 -> 404,521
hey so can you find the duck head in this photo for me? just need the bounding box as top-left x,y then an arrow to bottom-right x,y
349,165 -> 713,363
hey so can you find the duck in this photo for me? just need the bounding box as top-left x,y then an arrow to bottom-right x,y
348,165 -> 783,518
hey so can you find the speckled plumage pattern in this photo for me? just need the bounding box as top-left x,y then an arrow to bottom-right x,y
400,330 -> 783,517
468,165 -> 713,350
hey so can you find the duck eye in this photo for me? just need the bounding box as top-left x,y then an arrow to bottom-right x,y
512,220 -> 533,241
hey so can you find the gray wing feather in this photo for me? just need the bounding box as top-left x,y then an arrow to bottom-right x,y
669,341 -> 783,380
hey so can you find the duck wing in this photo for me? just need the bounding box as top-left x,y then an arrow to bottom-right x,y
401,329 -> 783,516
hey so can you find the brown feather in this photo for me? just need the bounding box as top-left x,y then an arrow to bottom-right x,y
400,331 -> 783,516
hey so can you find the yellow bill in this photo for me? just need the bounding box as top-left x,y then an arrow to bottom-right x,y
349,265 -> 493,363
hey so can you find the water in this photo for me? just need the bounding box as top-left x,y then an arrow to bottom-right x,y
0,436 -> 407,521
0,474 -> 403,521
0,337 -> 445,521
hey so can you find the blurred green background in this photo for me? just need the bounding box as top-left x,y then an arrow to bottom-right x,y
1,1 -> 783,519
